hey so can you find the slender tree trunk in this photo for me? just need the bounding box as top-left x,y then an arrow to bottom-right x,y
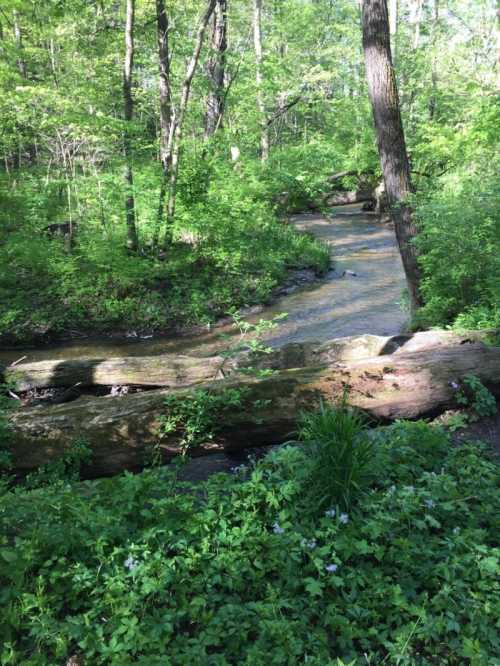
13,10 -> 27,79
204,0 -> 228,138
123,0 -> 139,251
153,0 -> 173,248
429,0 -> 439,119
412,0 -> 423,49
253,0 -> 269,161
163,0 -> 216,248
388,0 -> 398,65
361,0 -> 423,316
156,0 -> 172,170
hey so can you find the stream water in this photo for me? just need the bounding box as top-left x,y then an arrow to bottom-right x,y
1,206 -> 407,366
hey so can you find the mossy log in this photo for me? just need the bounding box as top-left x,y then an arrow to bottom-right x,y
7,334 -> 500,478
4,330 -> 493,393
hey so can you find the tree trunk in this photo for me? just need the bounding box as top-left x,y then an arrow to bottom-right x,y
153,0 -> 173,248
8,337 -> 500,477
429,0 -> 440,120
388,0 -> 398,65
123,0 -> 139,251
163,0 -> 216,248
253,0 -> 269,161
5,330 -> 494,393
156,0 -> 173,172
13,10 -> 27,79
412,0 -> 423,49
204,0 -> 227,138
361,0 -> 423,316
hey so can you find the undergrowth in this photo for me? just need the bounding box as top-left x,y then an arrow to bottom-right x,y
0,416 -> 498,665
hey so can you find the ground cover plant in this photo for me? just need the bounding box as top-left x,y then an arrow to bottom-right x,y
1,414 -> 498,665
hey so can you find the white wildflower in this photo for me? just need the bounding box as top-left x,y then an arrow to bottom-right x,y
124,556 -> 139,572
272,522 -> 285,535
453,527 -> 460,535
325,563 -> 338,573
424,499 -> 436,509
325,508 -> 336,518
300,538 -> 317,549
339,513 -> 349,524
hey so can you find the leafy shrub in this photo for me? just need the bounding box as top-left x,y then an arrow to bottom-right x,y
415,166 -> 500,329
1,421 -> 498,664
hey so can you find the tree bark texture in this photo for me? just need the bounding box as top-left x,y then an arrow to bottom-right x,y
5,330 -> 494,393
123,0 -> 139,251
361,0 -> 423,316
204,0 -> 227,138
7,334 -> 500,477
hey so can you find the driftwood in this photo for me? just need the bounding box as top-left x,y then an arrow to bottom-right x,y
7,332 -> 500,477
4,330 -> 493,392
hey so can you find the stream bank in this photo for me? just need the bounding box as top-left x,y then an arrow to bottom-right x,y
0,206 -> 407,366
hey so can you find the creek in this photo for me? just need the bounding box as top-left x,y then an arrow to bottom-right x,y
0,206 -> 406,366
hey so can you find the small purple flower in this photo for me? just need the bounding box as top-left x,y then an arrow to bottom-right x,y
325,508 -> 336,518
272,522 -> 285,535
449,381 -> 460,391
424,499 -> 436,509
339,513 -> 349,524
325,563 -> 338,573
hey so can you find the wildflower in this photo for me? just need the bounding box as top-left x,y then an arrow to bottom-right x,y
325,508 -> 336,518
424,499 -> 436,509
325,563 -> 338,573
124,556 -> 139,572
339,513 -> 349,524
272,522 -> 285,535
301,538 -> 317,550
453,527 -> 460,535
449,381 -> 460,391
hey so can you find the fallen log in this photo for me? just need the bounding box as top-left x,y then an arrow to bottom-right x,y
4,330 -> 494,392
7,336 -> 500,477
321,189 -> 375,207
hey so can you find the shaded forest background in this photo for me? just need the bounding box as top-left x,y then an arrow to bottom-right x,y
0,0 -> 498,343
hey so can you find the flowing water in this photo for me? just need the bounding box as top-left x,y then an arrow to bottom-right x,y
0,206 -> 407,365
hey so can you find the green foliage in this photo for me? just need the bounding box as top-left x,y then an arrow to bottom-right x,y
0,385 -> 14,472
159,387 -> 248,453
456,374 -> 497,420
23,438 -> 92,489
415,162 -> 499,331
0,420 -> 499,664
293,399 -> 373,512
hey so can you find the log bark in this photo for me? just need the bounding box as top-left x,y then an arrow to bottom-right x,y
5,331 -> 493,393
321,189 -> 375,207
7,334 -> 500,477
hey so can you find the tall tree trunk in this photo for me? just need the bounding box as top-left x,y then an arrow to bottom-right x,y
123,0 -> 139,252
429,0 -> 439,119
388,0 -> 398,65
153,0 -> 173,248
204,0 -> 228,138
13,10 -> 27,79
163,0 -> 216,248
361,0 -> 423,316
412,0 -> 423,49
253,0 -> 269,161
